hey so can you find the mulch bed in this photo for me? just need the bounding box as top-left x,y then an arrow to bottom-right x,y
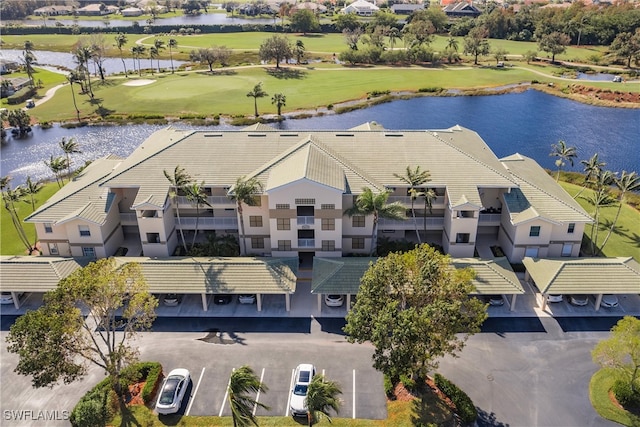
390,377 -> 457,413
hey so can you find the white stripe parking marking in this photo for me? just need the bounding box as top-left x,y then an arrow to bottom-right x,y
285,368 -> 295,416
253,367 -> 266,416
219,368 -> 234,417
322,368 -> 325,379
186,367 -> 205,416
352,369 -> 356,419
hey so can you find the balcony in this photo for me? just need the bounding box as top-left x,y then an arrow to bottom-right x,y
176,196 -> 235,207
119,212 -> 137,225
297,216 -> 315,226
298,239 -> 315,248
378,217 -> 444,230
478,213 -> 501,225
388,196 -> 445,208
176,217 -> 238,230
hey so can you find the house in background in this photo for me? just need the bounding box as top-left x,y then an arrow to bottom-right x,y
443,2 -> 482,17
33,5 -> 74,16
341,0 -> 380,15
391,3 -> 425,14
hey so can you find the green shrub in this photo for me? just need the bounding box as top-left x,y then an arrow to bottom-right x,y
434,373 -> 477,424
369,90 -> 390,97
400,374 -> 416,391
70,377 -> 112,427
141,362 -> 163,404
612,380 -> 640,408
418,87 -> 443,93
383,374 -> 395,399
229,117 -> 262,126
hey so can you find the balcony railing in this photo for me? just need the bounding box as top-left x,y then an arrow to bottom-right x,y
119,213 -> 137,225
378,217 -> 444,228
296,216 -> 315,226
176,217 -> 238,229
176,196 -> 235,206
388,196 -> 445,207
298,239 -> 315,247
478,213 -> 502,223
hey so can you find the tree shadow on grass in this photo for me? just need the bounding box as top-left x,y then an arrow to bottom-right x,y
265,67 -> 307,79
410,387 -> 457,427
194,70 -> 238,77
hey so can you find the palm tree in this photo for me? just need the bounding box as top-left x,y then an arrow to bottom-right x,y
74,45 -> 94,98
227,176 -> 263,256
447,36 -> 459,52
114,33 -> 129,77
0,176 -> 11,191
149,46 -> 159,75
388,27 -> 402,50
393,166 -> 431,243
131,45 -> 146,76
271,93 -> 286,116
246,82 -> 268,117
417,187 -> 437,236
305,374 -> 342,427
59,137 -> 81,179
22,41 -> 37,89
164,166 -> 192,253
66,73 -> 82,122
184,181 -> 211,249
153,38 -> 165,73
344,187 -> 406,256
2,185 -> 35,254
295,40 -> 305,64
24,176 -> 43,212
582,170 -> 615,255
44,155 -> 68,187
228,366 -> 270,427
168,38 -> 178,73
573,153 -> 606,199
599,171 -> 640,253
549,140 -> 577,181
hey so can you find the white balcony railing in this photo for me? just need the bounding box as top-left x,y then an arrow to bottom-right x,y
176,217 -> 238,229
378,217 -> 444,228
119,213 -> 137,224
298,239 -> 315,247
296,216 -> 315,226
478,213 -> 502,223
176,196 -> 235,206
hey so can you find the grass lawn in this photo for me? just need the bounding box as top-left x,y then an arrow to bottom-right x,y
559,181 -> 640,262
589,368 -> 640,426
0,67 -> 67,109
0,181 -> 60,255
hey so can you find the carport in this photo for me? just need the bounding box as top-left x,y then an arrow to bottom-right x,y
311,257 -> 377,311
0,256 -> 92,309
451,257 -> 525,311
114,257 -> 298,312
522,257 -> 640,311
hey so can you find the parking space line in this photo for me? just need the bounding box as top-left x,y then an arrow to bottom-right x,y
220,368 -> 234,417
186,367 -> 205,416
252,367 -> 266,416
352,369 -> 356,419
321,368 -> 325,379
285,368 -> 295,416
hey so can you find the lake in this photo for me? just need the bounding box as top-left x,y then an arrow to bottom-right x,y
1,90 -> 639,186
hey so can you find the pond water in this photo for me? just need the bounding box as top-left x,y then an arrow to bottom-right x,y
2,90 -> 639,186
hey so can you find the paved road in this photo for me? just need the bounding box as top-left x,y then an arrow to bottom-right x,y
0,315 -> 621,426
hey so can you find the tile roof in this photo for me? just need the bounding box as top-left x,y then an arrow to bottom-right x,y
450,257 -> 525,295
0,256 -> 93,292
522,257 -> 640,294
311,257 -> 377,294
500,154 -> 592,224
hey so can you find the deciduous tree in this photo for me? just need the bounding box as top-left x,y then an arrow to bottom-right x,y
259,35 -> 292,69
592,316 -> 640,394
290,9 -> 319,35
538,31 -> 571,63
609,29 -> 640,68
463,26 -> 490,65
344,244 -> 487,381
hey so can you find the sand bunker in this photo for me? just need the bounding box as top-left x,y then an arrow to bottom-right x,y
122,79 -> 155,87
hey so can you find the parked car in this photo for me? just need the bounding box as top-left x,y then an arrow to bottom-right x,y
214,294 -> 233,305
156,368 -> 190,415
324,294 -> 344,307
569,295 -> 589,306
486,295 -> 504,306
601,294 -> 619,308
546,294 -> 563,303
290,363 -> 316,417
238,294 -> 256,304
0,292 -> 23,305
163,294 -> 182,307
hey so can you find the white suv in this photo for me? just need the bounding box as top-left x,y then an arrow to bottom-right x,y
290,363 -> 316,417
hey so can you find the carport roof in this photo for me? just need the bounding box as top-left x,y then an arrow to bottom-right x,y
450,257 -> 525,295
311,257 -> 377,294
523,257 -> 640,294
0,256 -> 93,292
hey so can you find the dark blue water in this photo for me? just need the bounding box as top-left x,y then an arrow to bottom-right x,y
1,90 -> 639,186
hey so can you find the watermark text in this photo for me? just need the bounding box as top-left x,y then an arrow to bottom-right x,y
3,410 -> 70,421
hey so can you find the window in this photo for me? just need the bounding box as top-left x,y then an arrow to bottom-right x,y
146,233 -> 160,244
278,240 -> 291,251
562,243 -> 573,257
276,204 -> 290,210
352,237 -> 365,249
79,225 -> 91,237
277,218 -> 290,230
48,243 -> 59,255
529,226 -> 541,237
567,223 -> 575,234
44,223 -> 53,233
455,233 -> 470,243
352,216 -> 365,227
295,198 -> 315,205
321,204 -> 335,210
82,247 -> 96,258
251,237 -> 265,249
322,240 -> 335,251
458,210 -> 474,218
321,218 -> 335,230
249,216 -> 263,227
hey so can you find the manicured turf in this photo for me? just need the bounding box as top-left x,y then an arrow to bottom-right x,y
589,368 -> 640,426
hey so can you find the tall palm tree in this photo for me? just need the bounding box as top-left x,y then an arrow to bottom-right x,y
2,185 -> 35,254
228,366 -> 270,427
393,166 -> 431,243
131,45 -> 146,76
246,82 -> 268,117
22,41 -> 37,89
153,38 -> 165,73
59,137 -> 81,179
114,33 -> 129,77
388,27 -> 401,50
599,171 -> 640,253
227,176 -> 263,256
582,170 -> 615,255
549,140 -> 577,181
271,93 -> 286,116
24,176 -> 43,212
417,187 -> 437,236
573,153 -> 606,199
184,181 -> 211,249
66,73 -> 82,122
74,45 -> 94,98
344,187 -> 406,256
148,46 -> 159,75
164,166 -> 192,253
447,36 -> 459,52
44,155 -> 68,187
305,374 -> 342,427
168,38 -> 178,73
